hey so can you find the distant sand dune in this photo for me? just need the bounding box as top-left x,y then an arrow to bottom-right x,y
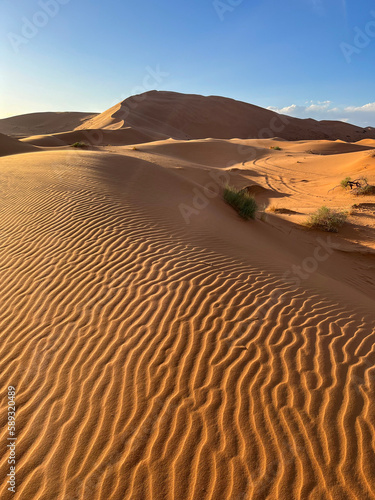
0,147 -> 374,499
351,138 -> 375,147
0,112 -> 98,138
284,139 -> 375,155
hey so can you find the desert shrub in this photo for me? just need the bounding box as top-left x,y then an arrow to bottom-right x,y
305,206 -> 348,232
71,142 -> 87,148
340,176 -> 374,194
340,176 -> 351,188
270,146 -> 282,150
354,184 -> 375,195
223,185 -> 258,220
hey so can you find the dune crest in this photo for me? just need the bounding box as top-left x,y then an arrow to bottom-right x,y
76,90 -> 375,142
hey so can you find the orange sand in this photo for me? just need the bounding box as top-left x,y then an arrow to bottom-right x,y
0,92 -> 374,500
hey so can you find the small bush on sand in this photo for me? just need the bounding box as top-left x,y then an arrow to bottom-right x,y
224,185 -> 258,220
305,206 -> 348,232
340,176 -> 351,188
338,176 -> 374,195
72,142 -> 87,148
354,182 -> 375,196
270,146 -> 282,150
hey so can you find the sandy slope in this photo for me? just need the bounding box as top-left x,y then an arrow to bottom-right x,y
0,133 -> 38,157
0,132 -> 374,500
0,112 -> 98,138
20,127 -> 168,148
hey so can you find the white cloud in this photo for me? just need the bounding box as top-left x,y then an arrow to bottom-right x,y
344,103 -> 375,113
305,101 -> 331,112
267,101 -> 375,127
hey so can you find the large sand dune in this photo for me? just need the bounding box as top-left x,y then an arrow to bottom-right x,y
77,91 -> 375,142
0,94 -> 375,499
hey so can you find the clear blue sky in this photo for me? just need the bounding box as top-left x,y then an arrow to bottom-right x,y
1,0 -> 374,125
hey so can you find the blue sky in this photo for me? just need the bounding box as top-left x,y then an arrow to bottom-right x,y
1,0 -> 374,126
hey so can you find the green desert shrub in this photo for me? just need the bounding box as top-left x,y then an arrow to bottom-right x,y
305,206 -> 348,232
270,146 -> 282,150
223,185 -> 258,220
71,142 -> 87,148
340,176 -> 375,194
340,176 -> 351,188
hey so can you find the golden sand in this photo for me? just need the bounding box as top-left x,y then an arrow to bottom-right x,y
0,92 -> 374,499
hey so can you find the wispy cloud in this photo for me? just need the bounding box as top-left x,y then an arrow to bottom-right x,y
267,101 -> 375,127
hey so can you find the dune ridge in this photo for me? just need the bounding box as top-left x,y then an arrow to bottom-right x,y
75,91 -> 375,142
20,127 -> 168,148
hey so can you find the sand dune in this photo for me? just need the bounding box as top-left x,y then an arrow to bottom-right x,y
20,127 -> 165,148
0,133 -> 38,157
282,139 -> 375,155
127,138 -> 270,168
0,100 -> 375,500
76,90 -> 375,142
0,112 -> 98,138
356,138 -> 375,147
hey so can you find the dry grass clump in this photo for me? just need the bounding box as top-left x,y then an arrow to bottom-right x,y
355,184 -> 375,195
305,206 -> 348,232
224,185 -> 258,220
